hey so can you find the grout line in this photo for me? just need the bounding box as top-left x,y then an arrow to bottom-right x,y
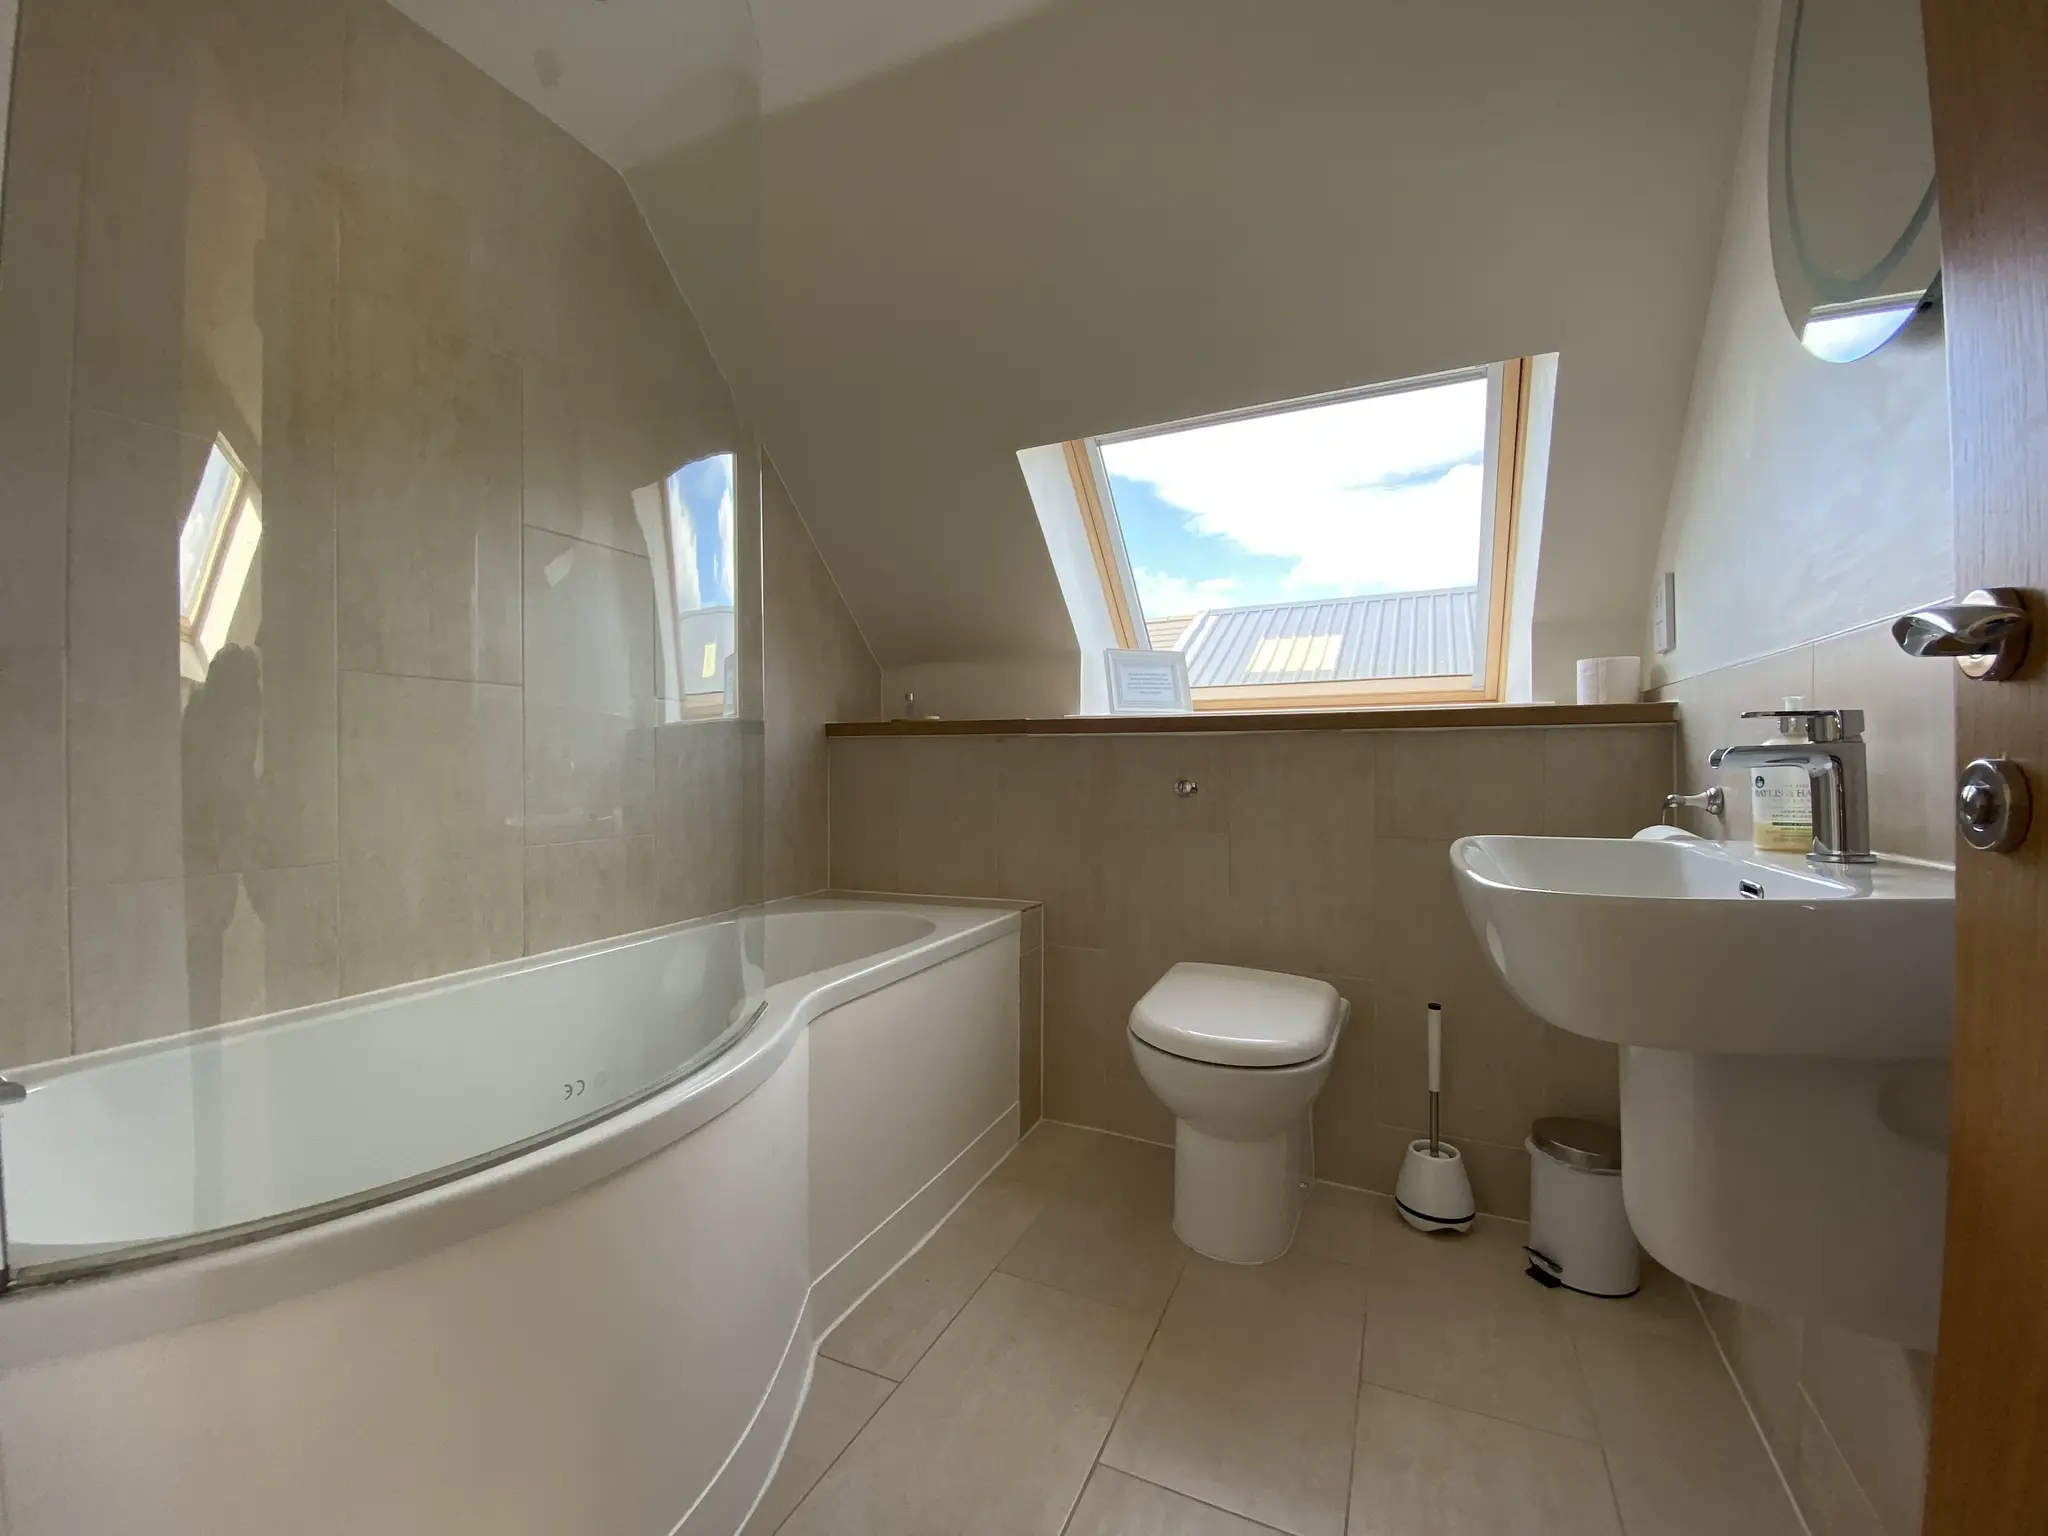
761,1364 -> 899,1536
1687,1283 -> 1813,1536
1556,1311 -> 1634,1534
1098,1467 -> 1293,1535
1062,1261 -> 1184,1536
1357,1376 -> 1605,1449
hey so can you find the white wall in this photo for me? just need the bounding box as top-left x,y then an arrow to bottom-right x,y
1647,0 -> 1952,688
743,0 -> 1759,713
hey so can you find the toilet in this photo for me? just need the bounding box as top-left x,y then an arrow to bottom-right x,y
1128,962 -> 1348,1264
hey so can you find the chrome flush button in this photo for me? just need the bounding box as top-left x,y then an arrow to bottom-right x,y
1957,757 -> 2032,853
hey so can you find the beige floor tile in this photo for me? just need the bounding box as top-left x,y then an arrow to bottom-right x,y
1101,1252 -> 1367,1536
743,1359 -> 894,1536
993,1120 -> 1109,1198
1575,1318 -> 1805,1536
1348,1385 -> 1623,1536
823,1177 -> 1047,1379
1295,1182 -> 1383,1269
1000,1134 -> 1189,1317
778,1273 -> 1153,1536
1065,1466 -> 1285,1536
1358,1206 -> 1597,1442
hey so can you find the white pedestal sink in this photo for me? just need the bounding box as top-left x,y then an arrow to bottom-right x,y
1451,835 -> 1953,1350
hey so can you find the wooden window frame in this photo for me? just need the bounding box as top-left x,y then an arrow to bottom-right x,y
1063,359 -> 1532,712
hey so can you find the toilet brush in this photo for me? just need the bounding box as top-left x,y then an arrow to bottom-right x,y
1395,1002 -> 1476,1233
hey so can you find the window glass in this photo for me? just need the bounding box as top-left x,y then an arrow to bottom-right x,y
1099,375 -> 1489,686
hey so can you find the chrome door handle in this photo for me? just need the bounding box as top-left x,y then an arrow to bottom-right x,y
1892,588 -> 2030,680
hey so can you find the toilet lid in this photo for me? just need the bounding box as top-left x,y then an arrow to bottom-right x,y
1128,963 -> 1343,1068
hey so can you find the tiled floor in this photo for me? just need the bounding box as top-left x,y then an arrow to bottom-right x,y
746,1123 -> 1804,1536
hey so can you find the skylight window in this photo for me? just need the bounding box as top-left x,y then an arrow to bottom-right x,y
1063,361 -> 1530,709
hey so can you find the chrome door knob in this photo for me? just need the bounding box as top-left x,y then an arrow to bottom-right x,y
1957,758 -> 2032,853
1893,588 -> 2030,680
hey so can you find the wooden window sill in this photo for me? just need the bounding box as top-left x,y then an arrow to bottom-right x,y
825,702 -> 1674,737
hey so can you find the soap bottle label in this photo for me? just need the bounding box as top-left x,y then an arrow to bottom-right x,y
1752,768 -> 1813,853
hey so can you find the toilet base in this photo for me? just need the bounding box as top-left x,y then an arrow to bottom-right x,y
1171,1113 -> 1313,1264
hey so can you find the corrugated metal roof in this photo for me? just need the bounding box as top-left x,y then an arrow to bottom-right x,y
1167,586 -> 1478,686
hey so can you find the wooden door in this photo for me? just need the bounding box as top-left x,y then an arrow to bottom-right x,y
1919,2 -> 2048,1529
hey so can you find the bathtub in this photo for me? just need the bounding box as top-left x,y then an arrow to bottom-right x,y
0,896 -> 1025,1536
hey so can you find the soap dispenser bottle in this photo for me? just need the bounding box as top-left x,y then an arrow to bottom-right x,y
1750,697 -> 1815,853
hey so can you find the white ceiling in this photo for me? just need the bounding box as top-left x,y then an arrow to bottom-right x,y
750,0 -> 1055,111
391,0 -> 1056,169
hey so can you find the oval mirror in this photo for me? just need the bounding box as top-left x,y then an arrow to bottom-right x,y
1768,0 -> 1941,363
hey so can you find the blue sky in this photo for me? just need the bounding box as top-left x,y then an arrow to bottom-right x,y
1101,376 -> 1489,619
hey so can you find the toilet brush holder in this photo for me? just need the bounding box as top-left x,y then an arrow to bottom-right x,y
1396,1140 -> 1475,1233
1395,1003 -> 1475,1233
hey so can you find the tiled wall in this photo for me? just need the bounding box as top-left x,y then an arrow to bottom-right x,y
1657,618 -> 1950,1536
1657,616 -> 1955,863
0,0 -> 761,1065
828,724 -> 1675,1217
763,459 -> 880,899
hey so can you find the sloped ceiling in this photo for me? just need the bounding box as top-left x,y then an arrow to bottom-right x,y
752,0 -> 1760,703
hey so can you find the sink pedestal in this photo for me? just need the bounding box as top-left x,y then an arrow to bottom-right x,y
1620,1046 -> 1949,1351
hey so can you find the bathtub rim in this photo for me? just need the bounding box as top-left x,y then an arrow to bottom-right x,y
0,896 -> 1026,1373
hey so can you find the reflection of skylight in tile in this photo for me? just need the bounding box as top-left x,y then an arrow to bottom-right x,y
179,440 -> 246,624
178,438 -> 261,681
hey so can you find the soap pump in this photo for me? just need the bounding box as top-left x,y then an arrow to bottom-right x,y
1750,697 -> 1816,854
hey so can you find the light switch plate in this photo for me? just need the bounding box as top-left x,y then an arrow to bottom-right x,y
1652,571 -> 1677,654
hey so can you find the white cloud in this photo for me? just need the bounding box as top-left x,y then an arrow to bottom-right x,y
1133,569 -> 1238,618
1104,378 -> 1488,598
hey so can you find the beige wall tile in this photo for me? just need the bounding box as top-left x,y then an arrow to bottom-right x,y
1370,971 -> 1551,1149
522,528 -> 655,716
70,877 -> 189,1052
0,649 -> 71,1066
1377,728 -> 1546,840
1349,1385 -> 1623,1536
1799,1323 -> 1933,1536
66,409 -> 200,886
1102,1252 -> 1367,1536
0,0 -> 89,652
1099,733 -> 1238,832
828,736 -> 901,891
994,735 -> 1108,946
338,671 -> 523,992
741,1359 -> 893,1536
655,720 -> 750,922
1020,945 -> 1043,1130
890,736 -> 1001,897
1814,620 -> 1955,863
1308,975 -> 1378,1190
1661,645 -> 1815,841
519,355 -> 656,558
1359,1202 -> 1596,1441
524,704 -> 655,845
763,457 -> 879,899
73,866 -> 343,1056
1066,1467 -> 1282,1536
822,1177 -> 1046,1381
777,1272 -> 1153,1536
337,0 -> 518,356
999,1133 -> 1187,1317
1540,725 -> 1676,837
334,291 -> 522,684
523,837 -> 657,954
